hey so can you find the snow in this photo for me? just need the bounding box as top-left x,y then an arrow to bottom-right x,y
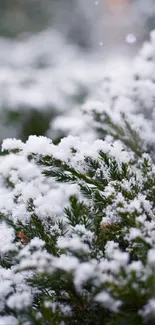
74,261 -> 97,290
128,228 -> 142,240
7,291 -> 32,310
0,223 -> 15,254
73,225 -> 94,244
0,316 -> 17,325
140,299 -> 155,318
2,135 -> 133,172
57,237 -> 90,253
95,291 -> 122,312
53,255 -> 79,272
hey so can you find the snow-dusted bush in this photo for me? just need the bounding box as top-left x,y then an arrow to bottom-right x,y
2,0 -> 155,145
0,0 -> 102,143
1,44 -> 155,322
0,28 -> 107,143
0,130 -> 155,325
2,21 -> 155,325
55,30 -> 155,154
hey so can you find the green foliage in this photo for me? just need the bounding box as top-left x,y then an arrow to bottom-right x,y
1,71 -> 155,324
1,132 -> 154,325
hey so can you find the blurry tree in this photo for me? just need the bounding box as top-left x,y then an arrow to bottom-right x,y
0,0 -> 53,36
0,0 -> 155,145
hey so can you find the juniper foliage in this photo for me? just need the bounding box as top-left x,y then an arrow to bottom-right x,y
1,27 -> 155,325
0,120 -> 154,325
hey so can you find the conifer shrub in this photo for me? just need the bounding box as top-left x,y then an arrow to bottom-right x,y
1,30 -> 155,325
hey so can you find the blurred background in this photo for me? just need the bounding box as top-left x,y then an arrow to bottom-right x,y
0,0 -> 154,143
